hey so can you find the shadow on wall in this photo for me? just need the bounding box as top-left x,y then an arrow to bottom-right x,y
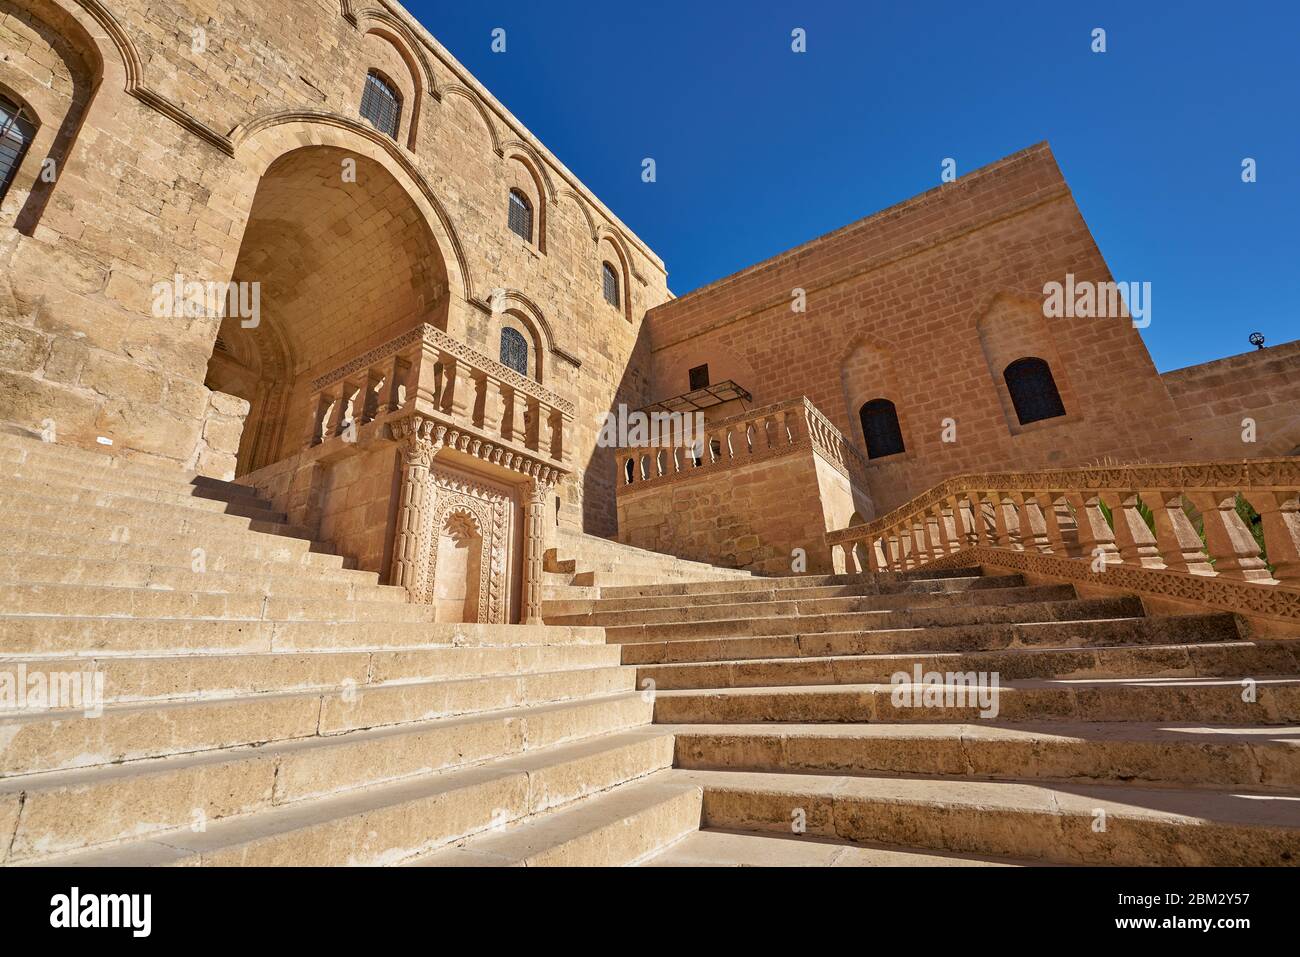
581,317 -> 655,538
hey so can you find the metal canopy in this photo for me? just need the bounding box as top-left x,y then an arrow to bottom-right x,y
638,379 -> 752,415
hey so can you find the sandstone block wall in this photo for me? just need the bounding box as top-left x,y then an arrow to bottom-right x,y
617,448 -> 849,575
1158,339 -> 1300,460
642,144 -> 1216,515
0,0 -> 667,536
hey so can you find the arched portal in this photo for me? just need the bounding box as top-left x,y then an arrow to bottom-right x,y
205,145 -> 450,474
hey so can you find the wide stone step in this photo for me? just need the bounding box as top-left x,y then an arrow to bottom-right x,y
652,677 -> 1300,726
670,721 -> 1300,792
543,573 -> 1029,617
548,584 -> 1077,627
0,443 -> 263,496
3,490 -> 310,540
0,615 -> 606,657
552,528 -> 755,572
0,524 -> 350,572
1,666 -> 637,776
0,553 -> 399,601
0,435 -> 245,490
0,644 -> 626,709
0,466 -> 281,520
641,827 -> 1032,867
560,567 -> 761,589
0,582 -> 440,623
677,768 -> 1300,865
636,640 -> 1295,690
602,595 -> 1145,643
408,770 -> 702,866
0,510 -> 326,557
595,567 -> 985,600
20,727 -> 674,866
1,697 -> 658,863
616,613 -> 1241,665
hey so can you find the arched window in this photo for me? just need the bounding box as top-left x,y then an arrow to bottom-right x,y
602,262 -> 620,308
0,95 -> 37,204
859,398 -> 905,459
499,327 -> 528,376
507,189 -> 532,242
1004,357 -> 1066,425
359,71 -> 402,139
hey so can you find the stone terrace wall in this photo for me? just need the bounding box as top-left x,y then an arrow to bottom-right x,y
1159,339 -> 1300,459
0,0 -> 666,534
617,450 -> 836,575
643,143 -> 1194,515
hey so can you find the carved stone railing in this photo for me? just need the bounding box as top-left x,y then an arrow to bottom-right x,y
305,323 -> 573,471
615,396 -> 870,494
825,460 -> 1300,623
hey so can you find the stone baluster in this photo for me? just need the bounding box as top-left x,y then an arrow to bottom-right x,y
1063,491 -> 1120,567
924,509 -> 947,558
1109,491 -> 1165,568
1032,490 -> 1068,555
1255,492 -> 1300,586
500,385 -> 524,445
869,537 -> 888,573
1013,492 -> 1050,552
885,534 -> 902,572
969,492 -> 998,547
989,491 -> 1019,549
475,372 -> 500,436
1141,488 -> 1212,575
438,354 -> 474,421
361,367 -> 384,424
947,495 -> 973,548
1185,490 -> 1272,582
308,391 -> 332,446
387,354 -> 410,412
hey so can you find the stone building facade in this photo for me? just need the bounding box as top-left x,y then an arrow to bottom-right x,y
2,0 -> 1296,606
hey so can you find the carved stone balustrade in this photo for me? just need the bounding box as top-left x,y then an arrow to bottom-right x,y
825,460 -> 1300,627
614,396 -> 870,494
306,322 -> 573,474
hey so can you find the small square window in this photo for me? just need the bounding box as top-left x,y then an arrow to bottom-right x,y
688,364 -> 710,391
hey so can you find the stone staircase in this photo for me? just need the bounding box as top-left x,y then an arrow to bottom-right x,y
543,526 -> 756,601
4,429 -> 1299,866
545,569 -> 1300,866
0,432 -> 689,866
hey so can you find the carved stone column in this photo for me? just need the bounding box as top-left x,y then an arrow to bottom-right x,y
523,473 -> 553,625
389,417 -> 437,602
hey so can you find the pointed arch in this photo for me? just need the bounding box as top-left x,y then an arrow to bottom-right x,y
355,10 -> 434,150
503,150 -> 547,252
438,83 -> 503,156
595,224 -> 646,286
500,140 -> 556,203
228,111 -> 474,305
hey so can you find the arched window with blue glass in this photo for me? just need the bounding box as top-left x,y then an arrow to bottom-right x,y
499,327 -> 529,377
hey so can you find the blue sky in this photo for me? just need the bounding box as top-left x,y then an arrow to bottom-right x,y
411,0 -> 1298,371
